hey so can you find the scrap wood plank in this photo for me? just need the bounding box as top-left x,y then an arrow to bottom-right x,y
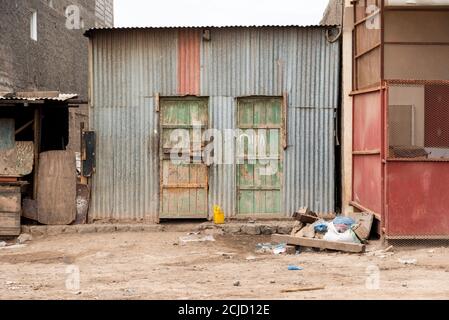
0,141 -> 34,176
37,151 -> 76,225
293,207 -> 319,224
272,234 -> 366,253
281,286 -> 325,293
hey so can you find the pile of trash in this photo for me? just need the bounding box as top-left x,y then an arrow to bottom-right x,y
255,243 -> 288,255
291,208 -> 372,244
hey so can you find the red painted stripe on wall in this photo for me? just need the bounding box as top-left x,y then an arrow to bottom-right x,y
178,29 -> 201,95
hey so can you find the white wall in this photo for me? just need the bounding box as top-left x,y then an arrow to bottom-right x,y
388,86 -> 425,147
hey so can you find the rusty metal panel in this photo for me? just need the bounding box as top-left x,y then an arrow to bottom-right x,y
353,155 -> 382,215
386,162 -> 449,237
352,90 -> 383,216
208,96 -> 236,218
178,30 -> 201,95
353,92 -> 382,151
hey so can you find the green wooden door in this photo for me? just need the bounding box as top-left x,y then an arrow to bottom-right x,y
160,98 -> 208,219
237,98 -> 283,216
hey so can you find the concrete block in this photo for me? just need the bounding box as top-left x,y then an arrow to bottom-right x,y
141,225 -> 162,232
47,226 -> 65,236
277,224 -> 293,235
241,224 -> 261,235
222,224 -> 242,234
95,225 -> 117,233
77,225 -> 97,234
30,226 -> 47,237
116,225 -> 131,232
260,225 -> 276,235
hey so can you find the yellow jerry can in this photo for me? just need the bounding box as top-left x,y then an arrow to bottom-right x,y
213,205 -> 225,225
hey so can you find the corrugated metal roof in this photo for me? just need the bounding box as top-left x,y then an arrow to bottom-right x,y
0,93 -> 78,102
84,25 -> 338,37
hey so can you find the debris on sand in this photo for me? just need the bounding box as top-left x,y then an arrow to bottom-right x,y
272,210 -> 374,254
178,233 -> 215,246
399,258 -> 417,265
281,286 -> 325,293
17,233 -> 33,244
288,265 -> 304,271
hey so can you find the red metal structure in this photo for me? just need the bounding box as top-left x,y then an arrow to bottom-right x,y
351,0 -> 449,239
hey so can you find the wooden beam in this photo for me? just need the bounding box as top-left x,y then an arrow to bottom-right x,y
33,107 -> 41,200
281,286 -> 325,293
349,85 -> 384,96
15,119 -> 34,135
385,41 -> 449,46
355,43 -> 381,59
16,91 -> 59,98
272,234 -> 366,253
282,91 -> 288,150
352,149 -> 381,155
349,201 -> 382,221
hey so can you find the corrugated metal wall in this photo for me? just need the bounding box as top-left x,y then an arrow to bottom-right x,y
89,27 -> 340,221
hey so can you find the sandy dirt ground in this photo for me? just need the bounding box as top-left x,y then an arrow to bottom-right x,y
0,229 -> 448,300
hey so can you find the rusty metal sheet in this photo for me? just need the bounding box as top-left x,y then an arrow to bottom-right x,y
178,29 -> 201,95
353,92 -> 382,151
353,155 -> 382,215
386,161 -> 449,237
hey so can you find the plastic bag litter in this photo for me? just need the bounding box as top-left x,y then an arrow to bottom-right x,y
255,243 -> 274,254
288,265 -> 304,271
255,243 -> 287,255
313,221 -> 329,234
273,243 -> 287,255
324,222 -> 360,244
332,216 -> 356,233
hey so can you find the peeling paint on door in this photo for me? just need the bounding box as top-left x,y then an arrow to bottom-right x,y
237,98 -> 283,216
160,97 -> 208,219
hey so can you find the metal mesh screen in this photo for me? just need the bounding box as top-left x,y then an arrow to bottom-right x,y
388,81 -> 449,160
385,80 -> 449,242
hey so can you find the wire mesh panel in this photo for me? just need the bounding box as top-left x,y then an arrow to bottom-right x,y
385,80 -> 449,240
387,81 -> 449,160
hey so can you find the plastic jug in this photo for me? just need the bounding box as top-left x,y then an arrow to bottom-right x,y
213,205 -> 225,224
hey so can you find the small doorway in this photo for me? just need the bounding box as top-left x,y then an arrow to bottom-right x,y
236,97 -> 283,217
159,97 -> 209,219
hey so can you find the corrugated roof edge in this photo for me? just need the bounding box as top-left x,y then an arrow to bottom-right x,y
84,25 -> 339,37
0,93 -> 78,102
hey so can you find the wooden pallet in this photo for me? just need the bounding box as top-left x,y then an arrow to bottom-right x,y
272,234 -> 366,253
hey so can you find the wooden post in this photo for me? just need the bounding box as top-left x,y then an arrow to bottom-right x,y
33,106 -> 41,200
80,122 -> 87,185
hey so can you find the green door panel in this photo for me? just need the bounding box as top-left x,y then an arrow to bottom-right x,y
237,98 -> 283,216
160,98 -> 209,219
